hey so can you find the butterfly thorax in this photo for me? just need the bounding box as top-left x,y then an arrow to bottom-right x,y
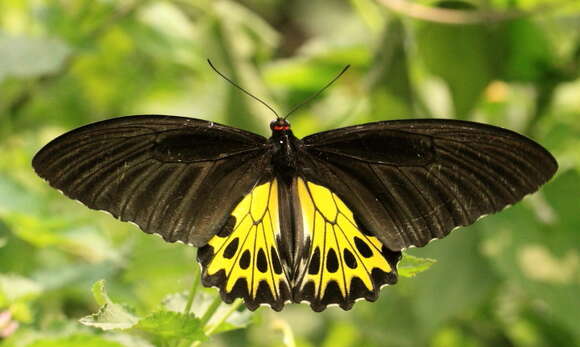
269,119 -> 299,181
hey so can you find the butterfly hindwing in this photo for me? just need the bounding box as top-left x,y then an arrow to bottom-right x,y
293,178 -> 401,312
197,179 -> 292,311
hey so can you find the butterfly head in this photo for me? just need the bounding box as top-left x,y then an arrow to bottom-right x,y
270,118 -> 291,132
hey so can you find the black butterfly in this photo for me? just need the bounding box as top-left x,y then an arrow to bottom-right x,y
32,68 -> 557,312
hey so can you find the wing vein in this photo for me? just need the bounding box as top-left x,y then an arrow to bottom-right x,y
368,164 -> 419,245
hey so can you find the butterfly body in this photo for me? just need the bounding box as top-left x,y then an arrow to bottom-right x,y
33,115 -> 557,312
268,121 -> 299,179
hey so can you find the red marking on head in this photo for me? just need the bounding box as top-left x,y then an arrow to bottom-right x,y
273,125 -> 289,131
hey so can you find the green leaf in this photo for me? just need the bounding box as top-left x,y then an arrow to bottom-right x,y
136,311 -> 205,341
79,280 -> 138,331
79,303 -> 139,331
91,279 -> 109,307
398,254 -> 437,278
26,334 -> 124,347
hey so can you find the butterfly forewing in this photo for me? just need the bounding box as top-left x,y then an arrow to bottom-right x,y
32,115 -> 270,247
302,119 -> 558,251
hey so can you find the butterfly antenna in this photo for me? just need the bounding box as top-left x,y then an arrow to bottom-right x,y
207,59 -> 279,119
283,64 -> 350,120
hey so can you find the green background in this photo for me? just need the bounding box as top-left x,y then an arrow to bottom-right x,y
1,0 -> 579,346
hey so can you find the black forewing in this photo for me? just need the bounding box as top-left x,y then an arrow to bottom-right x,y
32,115 -> 271,246
300,119 -> 558,251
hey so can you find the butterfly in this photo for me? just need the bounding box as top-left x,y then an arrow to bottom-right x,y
32,65 -> 558,312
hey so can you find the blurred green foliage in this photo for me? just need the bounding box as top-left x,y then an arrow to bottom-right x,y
1,0 -> 579,346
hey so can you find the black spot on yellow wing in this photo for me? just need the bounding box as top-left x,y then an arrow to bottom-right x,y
223,238 -> 238,259
294,179 -> 401,312
197,180 -> 291,311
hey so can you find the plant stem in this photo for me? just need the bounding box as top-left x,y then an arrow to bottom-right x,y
184,267 -> 200,315
175,265 -> 201,347
204,299 -> 243,336
189,296 -> 224,347
199,296 -> 222,327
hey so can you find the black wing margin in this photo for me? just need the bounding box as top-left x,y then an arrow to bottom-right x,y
32,115 -> 271,246
301,119 -> 558,251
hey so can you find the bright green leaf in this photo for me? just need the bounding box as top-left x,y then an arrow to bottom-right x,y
91,280 -> 109,307
398,254 -> 437,278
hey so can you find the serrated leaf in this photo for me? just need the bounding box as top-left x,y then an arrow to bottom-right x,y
79,303 -> 139,331
136,311 -> 205,341
26,334 -> 124,347
79,280 -> 138,330
398,254 -> 437,278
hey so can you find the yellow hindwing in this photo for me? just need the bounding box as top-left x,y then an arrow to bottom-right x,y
198,179 -> 291,311
295,178 -> 398,311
